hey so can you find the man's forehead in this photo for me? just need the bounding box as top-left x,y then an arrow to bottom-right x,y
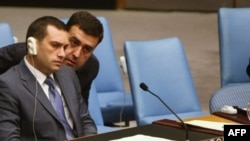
45,27 -> 68,43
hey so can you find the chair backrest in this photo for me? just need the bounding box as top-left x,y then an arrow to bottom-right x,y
93,16 -> 125,93
218,8 -> 250,87
93,17 -> 135,124
88,82 -> 120,133
88,82 -> 104,126
209,83 -> 250,113
0,22 -> 15,47
124,37 -> 203,125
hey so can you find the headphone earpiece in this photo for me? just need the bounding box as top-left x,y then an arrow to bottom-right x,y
27,36 -> 37,55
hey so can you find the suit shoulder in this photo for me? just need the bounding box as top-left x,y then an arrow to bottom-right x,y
78,54 -> 99,73
60,65 -> 75,73
0,65 -> 19,82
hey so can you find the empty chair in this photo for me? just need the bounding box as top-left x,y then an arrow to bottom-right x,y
0,22 -> 15,47
93,17 -> 135,125
88,82 -> 120,133
209,83 -> 250,113
218,8 -> 250,87
124,37 -> 207,126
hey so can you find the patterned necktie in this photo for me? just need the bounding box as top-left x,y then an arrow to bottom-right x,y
44,76 -> 74,139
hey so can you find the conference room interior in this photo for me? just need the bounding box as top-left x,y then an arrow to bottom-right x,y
1,1 -> 250,140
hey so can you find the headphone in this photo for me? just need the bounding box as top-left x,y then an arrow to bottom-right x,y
27,36 -> 37,55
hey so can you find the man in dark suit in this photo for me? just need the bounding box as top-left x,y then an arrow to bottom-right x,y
0,11 -> 103,106
0,16 -> 96,141
0,43 -> 99,106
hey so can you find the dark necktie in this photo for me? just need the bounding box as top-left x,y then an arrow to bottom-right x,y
44,76 -> 74,139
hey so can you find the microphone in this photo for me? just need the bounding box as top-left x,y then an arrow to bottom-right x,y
139,82 -> 189,141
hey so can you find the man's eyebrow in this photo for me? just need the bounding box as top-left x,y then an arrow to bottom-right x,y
84,44 -> 94,48
69,37 -> 81,43
50,41 -> 65,46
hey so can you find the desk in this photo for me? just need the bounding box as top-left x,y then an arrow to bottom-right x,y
70,124 -> 218,141
153,114 -> 237,136
213,106 -> 250,124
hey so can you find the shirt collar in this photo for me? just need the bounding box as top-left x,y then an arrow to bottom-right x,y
24,56 -> 54,85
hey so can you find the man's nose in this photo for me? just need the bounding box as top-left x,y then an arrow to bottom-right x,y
58,47 -> 66,58
73,47 -> 81,58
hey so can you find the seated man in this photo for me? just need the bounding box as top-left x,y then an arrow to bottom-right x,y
0,15 -> 97,141
0,11 -> 103,106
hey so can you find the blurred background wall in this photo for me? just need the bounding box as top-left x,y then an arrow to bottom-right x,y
1,0 -> 250,11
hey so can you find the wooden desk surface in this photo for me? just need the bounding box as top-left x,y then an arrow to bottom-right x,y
153,114 -> 239,136
183,114 -> 237,123
71,113 -> 248,141
70,124 -> 218,141
213,106 -> 250,124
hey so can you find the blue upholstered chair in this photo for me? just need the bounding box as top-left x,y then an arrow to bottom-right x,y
218,8 -> 250,87
93,17 -> 135,125
124,37 -> 207,126
0,22 -> 15,47
209,83 -> 250,113
88,82 -> 120,133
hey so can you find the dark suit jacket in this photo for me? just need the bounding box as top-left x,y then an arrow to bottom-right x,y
0,60 -> 97,141
0,42 -> 99,106
247,63 -> 250,77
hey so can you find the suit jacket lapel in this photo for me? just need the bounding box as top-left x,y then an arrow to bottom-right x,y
20,60 -> 80,135
54,70 -> 79,134
19,60 -> 60,121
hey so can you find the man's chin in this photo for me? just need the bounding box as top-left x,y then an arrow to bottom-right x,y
64,60 -> 74,67
52,67 -> 60,72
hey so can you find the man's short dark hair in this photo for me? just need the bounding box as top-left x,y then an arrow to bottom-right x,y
67,11 -> 103,43
26,16 -> 67,41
